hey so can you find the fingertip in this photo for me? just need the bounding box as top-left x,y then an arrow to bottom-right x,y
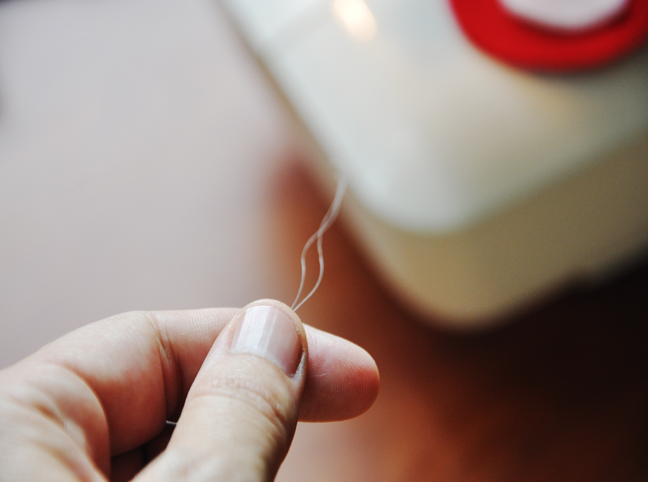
300,327 -> 380,422
229,300 -> 306,377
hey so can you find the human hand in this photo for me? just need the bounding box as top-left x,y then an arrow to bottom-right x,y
0,299 -> 379,481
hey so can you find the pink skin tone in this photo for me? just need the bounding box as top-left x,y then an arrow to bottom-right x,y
0,300 -> 380,481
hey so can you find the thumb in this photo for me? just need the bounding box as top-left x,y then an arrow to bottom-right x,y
137,300 -> 307,481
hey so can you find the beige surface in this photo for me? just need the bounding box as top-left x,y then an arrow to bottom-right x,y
0,0 -> 295,368
1,1 -> 648,480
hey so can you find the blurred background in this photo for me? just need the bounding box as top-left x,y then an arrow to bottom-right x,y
1,0 -> 648,480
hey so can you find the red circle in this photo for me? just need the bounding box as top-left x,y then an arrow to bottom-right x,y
449,0 -> 648,71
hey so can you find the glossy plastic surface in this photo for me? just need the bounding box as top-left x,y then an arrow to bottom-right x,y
223,0 -> 648,233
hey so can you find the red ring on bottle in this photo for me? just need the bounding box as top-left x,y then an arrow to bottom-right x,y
449,0 -> 648,71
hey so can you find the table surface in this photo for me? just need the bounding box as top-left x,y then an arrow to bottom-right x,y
1,1 -> 648,480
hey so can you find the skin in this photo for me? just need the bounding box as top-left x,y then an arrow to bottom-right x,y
0,299 -> 380,481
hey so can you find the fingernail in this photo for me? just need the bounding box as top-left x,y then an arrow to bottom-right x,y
231,305 -> 301,375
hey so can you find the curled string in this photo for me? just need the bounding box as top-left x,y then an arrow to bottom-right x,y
291,175 -> 348,312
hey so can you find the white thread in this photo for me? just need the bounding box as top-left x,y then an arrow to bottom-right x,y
291,175 -> 348,312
